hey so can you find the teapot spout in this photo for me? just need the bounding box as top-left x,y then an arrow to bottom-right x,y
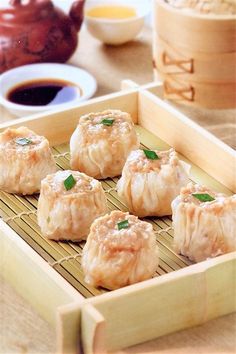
69,0 -> 85,31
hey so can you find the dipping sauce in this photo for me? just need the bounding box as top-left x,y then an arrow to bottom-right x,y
86,5 -> 137,19
7,79 -> 80,106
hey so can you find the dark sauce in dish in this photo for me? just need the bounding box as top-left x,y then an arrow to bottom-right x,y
7,79 -> 80,106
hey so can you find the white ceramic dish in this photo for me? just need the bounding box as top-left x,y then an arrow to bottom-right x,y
84,0 -> 150,45
0,63 -> 97,117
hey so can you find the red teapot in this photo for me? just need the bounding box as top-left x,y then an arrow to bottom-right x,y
0,0 -> 85,73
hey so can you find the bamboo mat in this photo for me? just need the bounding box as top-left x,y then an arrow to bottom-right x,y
0,125 -> 230,299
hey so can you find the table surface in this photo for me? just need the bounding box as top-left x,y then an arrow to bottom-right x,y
0,25 -> 236,354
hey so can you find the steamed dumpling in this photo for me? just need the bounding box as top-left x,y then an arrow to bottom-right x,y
82,210 -> 159,290
0,127 -> 56,195
70,110 -> 139,179
117,148 -> 190,217
172,183 -> 236,262
38,170 -> 108,241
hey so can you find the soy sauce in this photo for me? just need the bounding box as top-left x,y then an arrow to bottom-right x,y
7,79 -> 80,106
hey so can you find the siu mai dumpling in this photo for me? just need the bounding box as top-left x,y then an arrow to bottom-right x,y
38,170 -> 108,241
82,210 -> 159,290
172,183 -> 236,262
117,148 -> 190,217
0,127 -> 56,195
70,110 -> 139,179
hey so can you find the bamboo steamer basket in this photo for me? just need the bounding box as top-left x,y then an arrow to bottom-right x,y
153,0 -> 236,109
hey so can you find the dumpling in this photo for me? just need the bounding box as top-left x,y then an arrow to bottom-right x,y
0,126 -> 56,195
117,148 -> 190,217
82,210 -> 159,290
172,183 -> 236,262
70,109 -> 139,179
38,170 -> 108,241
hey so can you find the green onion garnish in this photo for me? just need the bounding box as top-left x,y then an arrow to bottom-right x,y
64,174 -> 76,191
117,220 -> 129,230
15,137 -> 32,146
143,149 -> 159,160
192,193 -> 215,202
100,118 -> 114,126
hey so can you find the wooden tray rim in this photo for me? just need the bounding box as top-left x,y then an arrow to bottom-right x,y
0,81 -> 235,354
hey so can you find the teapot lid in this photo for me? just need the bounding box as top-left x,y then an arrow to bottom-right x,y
0,0 -> 54,24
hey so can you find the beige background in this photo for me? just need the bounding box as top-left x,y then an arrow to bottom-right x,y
0,21 -> 236,354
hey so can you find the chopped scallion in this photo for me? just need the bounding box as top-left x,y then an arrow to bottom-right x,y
64,174 -> 76,191
192,193 -> 215,202
117,219 -> 129,230
15,137 -> 32,146
100,118 -> 114,126
143,149 -> 159,160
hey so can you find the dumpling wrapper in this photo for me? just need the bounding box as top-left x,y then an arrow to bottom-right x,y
0,127 -> 56,195
172,183 -> 236,262
117,149 -> 190,217
70,110 -> 139,179
82,210 -> 159,290
38,170 -> 108,241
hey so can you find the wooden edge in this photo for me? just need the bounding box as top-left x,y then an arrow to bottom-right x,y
0,219 -> 83,326
57,302 -> 84,354
121,80 -> 140,90
84,253 -> 236,352
138,89 -> 236,192
81,303 -> 106,354
204,254 -> 236,321
0,89 -> 139,145
87,252 -> 236,305
121,79 -> 163,91
0,89 -> 138,128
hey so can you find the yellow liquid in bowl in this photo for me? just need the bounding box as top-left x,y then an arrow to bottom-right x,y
86,5 -> 137,19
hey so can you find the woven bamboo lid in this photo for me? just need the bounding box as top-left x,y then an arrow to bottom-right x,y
166,0 -> 236,15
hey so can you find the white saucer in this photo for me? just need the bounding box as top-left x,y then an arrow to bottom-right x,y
0,63 -> 97,117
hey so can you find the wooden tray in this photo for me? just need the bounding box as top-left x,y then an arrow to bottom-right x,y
0,81 -> 235,354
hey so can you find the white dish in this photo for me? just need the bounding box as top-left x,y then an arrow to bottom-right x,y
84,0 -> 150,45
0,63 -> 97,117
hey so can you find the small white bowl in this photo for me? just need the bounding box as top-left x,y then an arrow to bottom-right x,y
0,63 -> 97,117
84,0 -> 150,45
